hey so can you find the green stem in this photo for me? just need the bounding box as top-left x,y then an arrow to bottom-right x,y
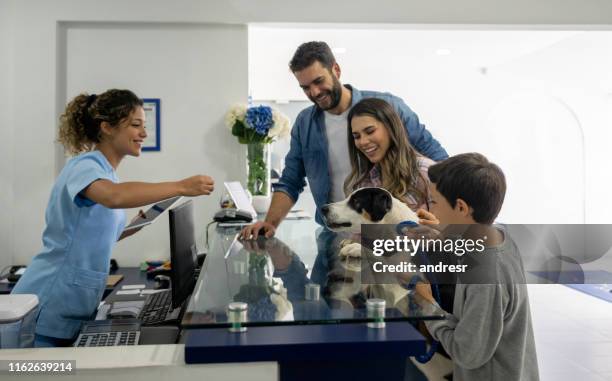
246,142 -> 269,196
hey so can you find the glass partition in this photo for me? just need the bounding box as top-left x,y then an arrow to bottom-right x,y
182,220 -> 444,328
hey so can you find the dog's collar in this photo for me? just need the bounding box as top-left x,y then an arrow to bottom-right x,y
396,220 -> 418,235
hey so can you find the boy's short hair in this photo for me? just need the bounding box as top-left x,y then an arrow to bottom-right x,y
428,153 -> 506,224
289,41 -> 336,72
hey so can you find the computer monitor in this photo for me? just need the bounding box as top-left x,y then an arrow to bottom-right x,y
169,200 -> 198,309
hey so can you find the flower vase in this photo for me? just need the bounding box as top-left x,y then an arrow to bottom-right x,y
246,142 -> 272,213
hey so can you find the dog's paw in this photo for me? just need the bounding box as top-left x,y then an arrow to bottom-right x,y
339,242 -> 362,258
339,239 -> 354,248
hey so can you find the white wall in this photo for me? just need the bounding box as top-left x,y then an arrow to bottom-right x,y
0,0 -> 15,271
6,2 -> 249,267
63,23 -> 247,264
250,27 -> 612,224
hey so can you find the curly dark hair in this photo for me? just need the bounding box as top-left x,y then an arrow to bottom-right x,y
58,89 -> 143,154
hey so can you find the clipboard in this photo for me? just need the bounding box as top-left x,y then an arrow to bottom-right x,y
123,196 -> 183,231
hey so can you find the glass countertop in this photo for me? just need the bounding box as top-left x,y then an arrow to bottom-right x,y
182,219 -> 444,328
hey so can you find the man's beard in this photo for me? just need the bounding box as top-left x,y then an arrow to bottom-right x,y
311,77 -> 343,111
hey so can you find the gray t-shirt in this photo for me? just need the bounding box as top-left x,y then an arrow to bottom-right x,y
424,227 -> 540,381
324,110 -> 351,202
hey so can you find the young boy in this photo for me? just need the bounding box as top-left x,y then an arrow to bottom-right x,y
416,153 -> 539,381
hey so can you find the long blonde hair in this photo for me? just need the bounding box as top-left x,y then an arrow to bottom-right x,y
344,98 -> 428,208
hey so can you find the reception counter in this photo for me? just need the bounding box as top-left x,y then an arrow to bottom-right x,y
180,220 -> 444,380
0,219 -> 442,381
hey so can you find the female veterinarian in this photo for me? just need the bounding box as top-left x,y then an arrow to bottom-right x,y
12,89 -> 214,347
344,97 -> 438,225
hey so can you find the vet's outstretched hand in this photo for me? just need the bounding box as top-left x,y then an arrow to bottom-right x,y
179,175 -> 215,196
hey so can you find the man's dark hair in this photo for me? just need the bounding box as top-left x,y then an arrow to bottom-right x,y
428,153 -> 506,224
289,41 -> 336,72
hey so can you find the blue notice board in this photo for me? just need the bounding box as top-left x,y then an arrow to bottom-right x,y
142,98 -> 160,151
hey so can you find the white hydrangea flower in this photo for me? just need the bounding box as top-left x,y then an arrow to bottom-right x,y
224,104 -> 247,130
269,109 -> 291,139
278,115 -> 291,138
268,125 -> 282,138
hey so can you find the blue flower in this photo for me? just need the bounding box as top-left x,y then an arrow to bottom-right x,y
247,296 -> 276,322
245,105 -> 274,136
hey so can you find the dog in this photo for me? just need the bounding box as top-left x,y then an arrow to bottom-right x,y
321,187 -> 419,258
320,186 -> 421,308
321,188 -> 451,379
321,187 -> 419,233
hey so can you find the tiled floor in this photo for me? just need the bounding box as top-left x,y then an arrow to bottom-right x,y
528,284 -> 612,380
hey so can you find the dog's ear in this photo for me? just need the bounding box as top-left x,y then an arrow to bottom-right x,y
370,190 -> 392,222
348,190 -> 366,214
350,188 -> 392,222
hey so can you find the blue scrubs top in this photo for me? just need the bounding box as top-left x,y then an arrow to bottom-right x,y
12,151 -> 126,339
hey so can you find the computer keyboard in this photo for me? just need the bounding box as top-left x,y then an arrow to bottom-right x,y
76,330 -> 140,347
138,289 -> 173,325
74,319 -> 141,347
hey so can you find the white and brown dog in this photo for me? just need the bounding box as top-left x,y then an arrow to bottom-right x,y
321,187 -> 419,258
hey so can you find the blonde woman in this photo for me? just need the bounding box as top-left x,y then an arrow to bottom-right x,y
345,97 -> 438,224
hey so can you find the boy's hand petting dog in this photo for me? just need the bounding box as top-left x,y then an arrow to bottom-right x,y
398,209 -> 440,247
416,209 -> 439,226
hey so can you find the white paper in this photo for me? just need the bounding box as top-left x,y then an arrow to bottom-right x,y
95,303 -> 110,320
121,284 -> 146,290
116,289 -> 140,295
224,181 -> 257,218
